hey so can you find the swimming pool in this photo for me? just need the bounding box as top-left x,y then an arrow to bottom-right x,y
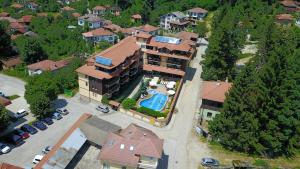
139,91 -> 168,111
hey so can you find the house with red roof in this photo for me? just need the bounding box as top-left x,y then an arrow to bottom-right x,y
82,28 -> 117,44
200,81 -> 232,120
19,15 -> 33,25
131,14 -> 142,22
92,5 -> 107,15
275,13 -> 294,25
187,7 -> 208,21
27,59 -> 70,76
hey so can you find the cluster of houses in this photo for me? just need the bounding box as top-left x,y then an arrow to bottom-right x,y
276,0 -> 300,26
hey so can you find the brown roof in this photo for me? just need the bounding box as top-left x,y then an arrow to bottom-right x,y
0,17 -> 18,23
276,14 -> 294,20
82,28 -> 115,37
177,31 -> 198,41
37,12 -> 48,17
103,24 -> 122,32
134,31 -> 152,39
93,5 -> 106,10
121,27 -> 136,35
280,0 -> 298,7
0,163 -> 23,169
131,14 -> 141,19
72,12 -> 81,18
11,3 -> 24,9
78,14 -> 103,22
136,24 -> 159,33
143,64 -> 185,76
148,36 -> 193,52
27,59 -> 69,71
109,100 -> 120,107
61,6 -> 75,11
0,96 -> 12,106
0,12 -> 9,17
34,113 -> 92,169
0,57 -> 22,67
201,81 -> 232,103
100,124 -> 163,167
187,7 -> 208,14
10,22 -> 27,33
21,15 -> 33,23
76,36 -> 140,79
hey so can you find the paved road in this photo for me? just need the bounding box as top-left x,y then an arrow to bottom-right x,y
0,45 -> 209,169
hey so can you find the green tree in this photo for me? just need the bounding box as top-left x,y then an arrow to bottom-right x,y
194,21 -> 208,38
0,20 -> 12,59
17,37 -> 47,64
28,91 -> 52,118
0,105 -> 9,130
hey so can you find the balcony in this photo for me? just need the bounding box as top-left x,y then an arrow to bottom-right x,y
129,68 -> 138,76
120,70 -> 129,77
138,160 -> 158,169
107,84 -> 120,94
105,78 -> 120,88
120,77 -> 129,84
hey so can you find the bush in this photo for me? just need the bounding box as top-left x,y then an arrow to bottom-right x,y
122,98 -> 136,110
253,159 -> 269,168
101,95 -> 110,105
137,107 -> 167,118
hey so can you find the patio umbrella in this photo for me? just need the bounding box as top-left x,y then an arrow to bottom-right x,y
149,81 -> 157,86
166,83 -> 174,89
169,81 -> 176,85
167,90 -> 175,95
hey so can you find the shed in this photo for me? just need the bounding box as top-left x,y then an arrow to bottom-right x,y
0,96 -> 11,106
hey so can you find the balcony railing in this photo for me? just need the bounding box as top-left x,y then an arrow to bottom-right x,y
105,78 -> 120,87
129,69 -> 138,76
107,84 -> 120,94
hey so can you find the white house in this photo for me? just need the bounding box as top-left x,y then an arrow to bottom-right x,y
26,2 -> 38,11
82,28 -> 117,44
78,14 -> 105,29
186,7 -> 208,20
92,6 -> 106,15
160,11 -> 189,31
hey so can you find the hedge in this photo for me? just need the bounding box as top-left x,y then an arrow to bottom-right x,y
137,107 -> 167,118
122,98 -> 136,110
101,95 -> 110,104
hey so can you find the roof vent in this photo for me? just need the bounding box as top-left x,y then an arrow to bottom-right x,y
129,146 -> 134,151
216,83 -> 221,86
120,144 -> 125,149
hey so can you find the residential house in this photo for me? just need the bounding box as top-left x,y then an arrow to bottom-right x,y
186,7 -> 208,21
275,14 -> 294,25
160,11 -> 190,31
131,14 -> 142,22
177,31 -> 199,42
103,24 -> 122,33
135,24 -> 160,36
82,28 -> 117,44
19,15 -> 33,25
142,35 -> 196,78
60,6 -> 75,13
0,17 -> 27,33
27,59 -> 69,75
71,12 -> 81,18
11,3 -> 24,11
76,36 -> 142,101
280,0 -> 300,12
200,81 -> 232,120
0,162 -> 23,169
100,124 -> 164,169
93,5 -> 106,15
0,12 -> 10,17
78,14 -> 105,29
26,2 -> 38,11
121,27 -> 136,37
0,96 -> 12,106
109,6 -> 121,16
0,57 -> 22,70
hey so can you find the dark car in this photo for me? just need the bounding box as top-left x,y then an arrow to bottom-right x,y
32,121 -> 47,130
14,129 -> 30,139
42,118 -> 53,125
201,158 -> 219,167
6,134 -> 24,146
56,108 -> 69,115
21,124 -> 38,135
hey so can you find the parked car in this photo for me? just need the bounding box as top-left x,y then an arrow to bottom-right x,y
32,155 -> 44,164
6,134 -> 23,146
201,158 -> 219,167
14,129 -> 30,139
0,91 -> 5,97
0,142 -> 11,154
96,104 -> 110,113
32,121 -> 47,130
42,117 -> 53,125
14,109 -> 29,119
56,108 -> 69,115
42,146 -> 52,154
21,124 -> 38,135
52,112 -> 62,120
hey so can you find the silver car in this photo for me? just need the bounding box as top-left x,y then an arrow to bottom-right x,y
0,142 -> 10,154
96,104 -> 110,113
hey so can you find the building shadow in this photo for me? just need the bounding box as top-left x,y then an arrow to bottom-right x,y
184,67 -> 197,82
65,142 -> 92,169
157,151 -> 169,169
53,98 -> 68,109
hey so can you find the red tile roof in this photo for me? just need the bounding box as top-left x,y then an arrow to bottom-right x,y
280,0 -> 298,7
93,5 -> 106,10
27,59 -> 69,71
21,15 -> 33,23
0,96 -> 12,106
187,7 -> 208,14
100,124 -> 163,167
61,6 -> 75,11
10,22 -> 27,33
136,24 -> 159,33
201,81 -> 232,103
82,28 -> 115,37
177,31 -> 199,41
0,163 -> 23,169
72,12 -> 81,18
143,64 -> 185,76
103,24 -> 122,32
0,12 -> 9,17
0,57 -> 22,67
131,14 -> 141,19
11,3 -> 24,9
276,14 -> 294,20
134,31 -> 152,39
148,36 -> 193,52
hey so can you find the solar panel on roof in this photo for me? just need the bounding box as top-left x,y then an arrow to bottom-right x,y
95,56 -> 112,66
155,36 -> 181,44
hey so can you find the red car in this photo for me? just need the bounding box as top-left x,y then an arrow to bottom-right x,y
14,129 -> 30,139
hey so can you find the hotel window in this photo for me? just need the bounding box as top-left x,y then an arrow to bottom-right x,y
85,82 -> 88,86
93,92 -> 97,97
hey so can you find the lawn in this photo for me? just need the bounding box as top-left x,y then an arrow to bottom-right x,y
200,139 -> 300,169
1,65 -> 29,81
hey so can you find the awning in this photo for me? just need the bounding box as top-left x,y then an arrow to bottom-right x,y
143,64 -> 185,76
167,90 -> 175,95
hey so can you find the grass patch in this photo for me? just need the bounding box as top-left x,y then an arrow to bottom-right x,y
7,95 -> 20,100
253,159 -> 269,167
238,53 -> 255,59
1,65 -> 29,81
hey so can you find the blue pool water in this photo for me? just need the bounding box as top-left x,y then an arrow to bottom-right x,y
140,91 -> 168,111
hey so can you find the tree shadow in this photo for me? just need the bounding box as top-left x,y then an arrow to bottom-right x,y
157,151 -> 169,169
53,98 -> 68,109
